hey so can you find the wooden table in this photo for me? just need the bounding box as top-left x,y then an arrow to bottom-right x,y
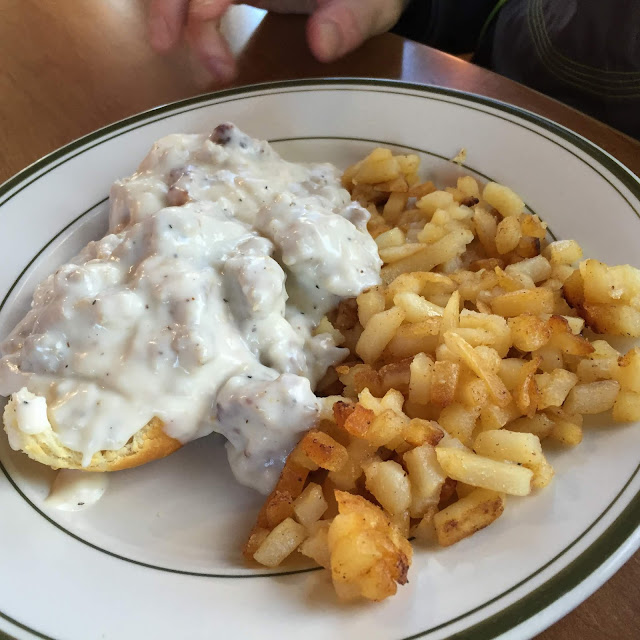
1,2 -> 638,638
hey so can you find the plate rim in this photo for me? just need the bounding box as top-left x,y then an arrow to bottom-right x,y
1,78 -> 639,640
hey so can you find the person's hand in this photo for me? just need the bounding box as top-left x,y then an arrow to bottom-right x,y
148,0 -> 406,82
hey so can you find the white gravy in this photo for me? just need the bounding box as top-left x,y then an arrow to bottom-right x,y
0,124 -> 381,492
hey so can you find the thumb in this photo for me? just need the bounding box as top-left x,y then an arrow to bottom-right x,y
307,0 -> 404,63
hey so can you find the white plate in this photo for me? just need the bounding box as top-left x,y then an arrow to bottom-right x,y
1,79 -> 639,640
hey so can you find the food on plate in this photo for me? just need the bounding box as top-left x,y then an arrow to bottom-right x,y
2,126 -> 638,604
246,146 -> 640,601
0,125 -> 381,491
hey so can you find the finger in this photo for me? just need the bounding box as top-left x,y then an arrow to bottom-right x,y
149,0 -> 190,52
307,0 -> 404,63
187,14 -> 236,82
188,0 -> 233,22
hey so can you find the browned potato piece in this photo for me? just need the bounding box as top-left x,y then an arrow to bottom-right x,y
430,360 -> 460,407
299,430 -> 349,472
434,488 -> 505,547
328,492 -> 412,601
490,289 -> 554,317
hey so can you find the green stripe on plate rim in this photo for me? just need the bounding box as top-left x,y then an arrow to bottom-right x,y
0,79 -> 638,640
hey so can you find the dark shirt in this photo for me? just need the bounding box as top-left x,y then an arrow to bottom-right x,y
393,0 -> 640,140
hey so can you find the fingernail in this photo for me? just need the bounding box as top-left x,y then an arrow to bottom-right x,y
206,57 -> 236,83
316,20 -> 342,62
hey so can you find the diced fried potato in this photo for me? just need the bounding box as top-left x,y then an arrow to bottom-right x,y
613,390 -> 640,422
440,290 -> 461,339
476,402 -> 520,434
381,229 -> 474,284
516,236 -> 541,259
386,271 -> 456,303
375,227 -> 405,249
430,360 -> 460,407
299,521 -> 331,568
546,315 -> 594,356
435,447 -> 533,496
458,176 -> 480,199
536,369 -> 578,409
364,409 -> 409,447
446,186 -> 465,202
403,418 -> 443,447
513,356 -> 541,417
410,506 -> 438,544
416,190 -> 455,216
473,430 -> 550,487
495,216 -> 522,254
409,352 -> 434,404
456,372 -> 489,407
356,306 -> 405,363
614,347 -> 640,392
328,492 -> 412,601
582,302 -> 640,337
444,332 -> 511,407
508,413 -> 555,439
496,266 -> 535,292
543,240 -> 583,265
357,287 -> 386,328
379,243 -> 427,264
580,259 -> 640,306
499,358 -> 526,390
253,518 -> 307,568
563,380 -> 620,414
244,527 -> 271,561
407,181 -> 436,199
505,255 -> 552,283
473,207 -> 498,256
336,402 -> 373,437
364,459 -> 411,515
375,176 -> 408,193
438,403 -> 481,447
508,314 -> 551,352
314,315 -> 345,346
359,387 -> 405,414
328,438 -> 377,490
547,418 -> 583,445
520,214 -> 547,239
483,182 -> 524,217
353,149 -> 400,185
434,488 -> 505,547
293,483 -> 328,528
394,291 -> 444,321
491,288 -> 555,317
562,268 -> 584,305
531,460 -> 555,489
533,344 -> 564,373
299,430 -> 349,472
459,310 -> 512,357
576,357 -> 616,382
403,443 -> 446,518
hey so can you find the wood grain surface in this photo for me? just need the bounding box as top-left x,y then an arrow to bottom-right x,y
0,2 -> 638,638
